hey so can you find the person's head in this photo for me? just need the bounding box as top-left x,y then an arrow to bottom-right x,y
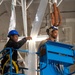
8,30 -> 19,42
46,26 -> 58,39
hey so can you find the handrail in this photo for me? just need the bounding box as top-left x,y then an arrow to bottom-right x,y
15,49 -> 38,54
0,48 -> 12,59
0,47 -> 40,75
0,48 -> 38,60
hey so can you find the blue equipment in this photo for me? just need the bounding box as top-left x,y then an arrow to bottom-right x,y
0,41 -> 75,75
38,41 -> 75,75
0,48 -> 38,75
0,48 -> 25,75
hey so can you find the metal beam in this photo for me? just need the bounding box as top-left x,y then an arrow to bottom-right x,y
21,0 -> 27,37
30,0 -> 48,38
28,0 -> 48,75
0,0 -> 4,5
8,0 -> 16,32
26,0 -> 33,10
57,0 -> 63,7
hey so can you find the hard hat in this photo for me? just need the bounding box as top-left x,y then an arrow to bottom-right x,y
8,30 -> 19,37
50,26 -> 58,30
46,26 -> 58,35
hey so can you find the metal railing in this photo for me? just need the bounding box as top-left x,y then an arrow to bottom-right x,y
0,47 -> 40,75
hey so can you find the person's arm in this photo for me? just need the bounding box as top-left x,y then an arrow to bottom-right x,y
16,38 -> 27,48
7,36 -> 32,49
15,36 -> 32,48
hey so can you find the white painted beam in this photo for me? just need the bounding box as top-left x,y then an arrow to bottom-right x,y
30,0 -> 48,38
52,0 -> 57,4
57,0 -> 63,7
21,0 -> 27,37
26,0 -> 33,10
8,0 -> 16,32
28,0 -> 48,75
0,0 -> 3,5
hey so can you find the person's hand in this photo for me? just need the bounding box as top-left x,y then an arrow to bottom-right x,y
26,36 -> 32,40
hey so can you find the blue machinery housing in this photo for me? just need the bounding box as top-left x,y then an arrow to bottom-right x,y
0,41 -> 75,75
39,41 -> 75,75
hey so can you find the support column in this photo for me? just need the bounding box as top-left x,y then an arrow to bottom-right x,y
52,0 -> 57,4
21,0 -> 27,37
8,0 -> 16,32
28,0 -> 48,75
